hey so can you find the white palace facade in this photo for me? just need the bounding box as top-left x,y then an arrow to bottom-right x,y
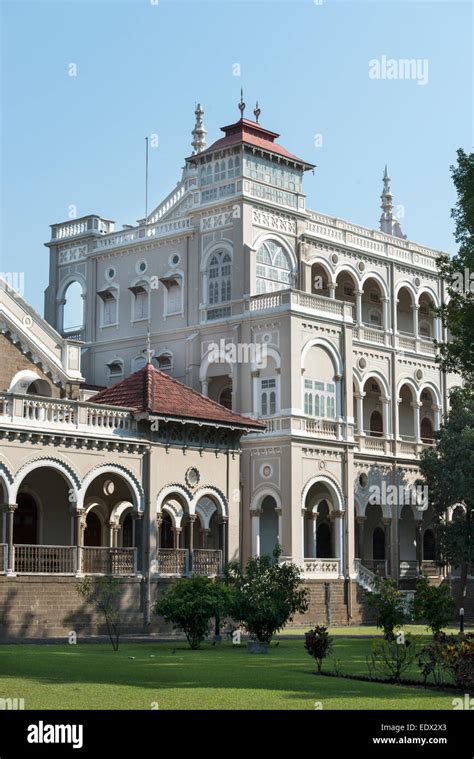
0,99 -> 462,634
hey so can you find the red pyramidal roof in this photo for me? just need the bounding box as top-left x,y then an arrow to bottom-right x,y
189,117 -> 314,169
90,363 -> 265,430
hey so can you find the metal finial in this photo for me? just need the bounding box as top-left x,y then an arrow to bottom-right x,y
253,101 -> 261,123
191,102 -> 207,154
238,88 -> 245,117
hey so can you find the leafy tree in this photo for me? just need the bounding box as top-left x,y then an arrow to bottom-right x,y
154,575 -> 228,649
366,577 -> 409,640
413,576 -> 456,636
77,576 -> 123,651
436,149 -> 474,380
304,625 -> 334,674
419,385 -> 474,604
224,546 -> 309,643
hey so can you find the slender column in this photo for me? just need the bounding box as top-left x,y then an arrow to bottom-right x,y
155,515 -> 162,551
6,504 -> 17,574
356,516 -> 366,560
412,401 -> 421,442
412,304 -> 419,337
188,515 -> 196,571
251,509 -> 261,557
328,283 -> 336,300
355,289 -> 363,326
382,517 -> 391,575
113,527 -> 119,548
201,380 -> 209,397
172,526 -> 181,549
133,513 -> 143,572
381,398 -> 390,437
432,404 -> 442,433
108,522 -> 115,547
331,510 -> 345,576
355,392 -> 365,435
382,296 -> 390,331
75,509 -> 84,574
220,516 -> 228,569
415,520 -> 423,575
275,508 -> 282,550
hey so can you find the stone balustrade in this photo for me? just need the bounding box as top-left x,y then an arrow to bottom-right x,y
0,393 -> 138,437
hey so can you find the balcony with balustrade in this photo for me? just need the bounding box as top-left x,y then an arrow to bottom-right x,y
154,548 -> 223,577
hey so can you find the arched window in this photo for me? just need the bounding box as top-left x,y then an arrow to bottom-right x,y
133,355 -> 147,372
107,360 -> 123,384
420,417 -> 433,442
214,160 -> 226,182
256,240 -> 293,294
99,288 -> 118,327
167,282 -> 182,314
369,410 -> 383,437
201,164 -> 213,186
423,529 -> 436,560
63,281 -> 84,333
260,378 -> 277,416
207,251 -> 232,305
131,284 -> 149,321
160,513 -> 174,549
84,512 -> 102,547
155,352 -> 173,371
219,386 -> 232,410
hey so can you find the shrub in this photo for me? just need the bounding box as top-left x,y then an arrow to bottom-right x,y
304,625 -> 334,674
154,575 -> 228,649
418,641 -> 445,686
369,633 -> 416,683
366,577 -> 409,640
224,546 -> 309,643
438,633 -> 474,689
77,576 -> 123,651
413,576 -> 456,637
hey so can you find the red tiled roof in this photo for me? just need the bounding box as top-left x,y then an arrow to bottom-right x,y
89,363 -> 265,430
189,117 -> 315,169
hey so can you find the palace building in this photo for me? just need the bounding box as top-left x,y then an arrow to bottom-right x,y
0,98 -> 466,636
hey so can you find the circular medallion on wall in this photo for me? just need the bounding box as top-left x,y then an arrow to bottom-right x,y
260,464 -> 273,479
185,467 -> 200,488
415,368 -> 423,381
106,267 -> 116,281
319,460 -> 326,470
103,479 -> 115,496
136,259 -> 148,275
331,253 -> 339,265
169,253 -> 181,268
358,357 -> 367,370
357,261 -> 366,272
413,276 -> 421,289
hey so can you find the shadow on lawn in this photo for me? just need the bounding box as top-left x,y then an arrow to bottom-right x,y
0,640 -> 455,708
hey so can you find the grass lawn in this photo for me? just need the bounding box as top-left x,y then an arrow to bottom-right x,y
0,636 -> 462,710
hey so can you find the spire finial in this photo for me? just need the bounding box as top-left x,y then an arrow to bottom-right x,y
191,102 -> 207,154
238,88 -> 245,117
379,165 -> 406,239
253,101 -> 261,123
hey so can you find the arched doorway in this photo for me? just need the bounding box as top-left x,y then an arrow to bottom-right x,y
316,522 -> 332,558
122,513 -> 133,548
13,493 -> 38,544
372,526 -> 385,560
259,495 -> 279,556
160,512 -> 174,549
84,512 -> 102,547
423,528 -> 436,561
218,386 -> 232,410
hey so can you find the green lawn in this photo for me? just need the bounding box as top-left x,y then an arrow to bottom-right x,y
0,637 -> 462,710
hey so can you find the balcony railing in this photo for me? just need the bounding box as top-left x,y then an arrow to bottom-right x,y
81,547 -> 136,575
303,558 -> 341,577
399,560 -> 418,578
9,545 -> 137,575
13,545 -> 77,574
0,393 -> 138,438
252,414 -> 347,441
361,559 -> 388,577
155,548 -> 222,576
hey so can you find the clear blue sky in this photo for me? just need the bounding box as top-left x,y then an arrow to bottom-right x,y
1,0 -> 472,314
